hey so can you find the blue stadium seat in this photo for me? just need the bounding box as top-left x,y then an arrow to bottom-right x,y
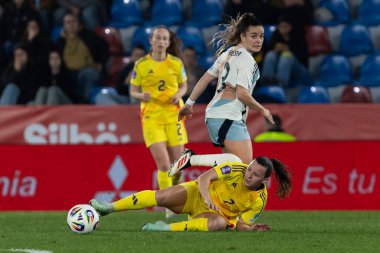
359,53 -> 380,87
110,0 -> 142,27
318,0 -> 351,26
151,0 -> 183,26
317,55 -> 353,87
297,86 -> 330,104
198,53 -> 215,70
264,25 -> 276,47
338,25 -> 373,56
253,86 -> 287,104
191,0 -> 223,27
131,26 -> 153,52
50,26 -> 62,41
176,25 -> 207,55
358,0 -> 380,26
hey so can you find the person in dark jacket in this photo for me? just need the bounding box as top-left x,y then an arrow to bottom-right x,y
261,14 -> 312,87
34,49 -> 76,105
0,0 -> 39,70
0,45 -> 42,104
57,12 -> 109,103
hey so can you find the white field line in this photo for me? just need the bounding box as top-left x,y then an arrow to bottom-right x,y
0,249 -> 53,253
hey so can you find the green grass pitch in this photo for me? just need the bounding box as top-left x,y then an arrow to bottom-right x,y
0,211 -> 379,253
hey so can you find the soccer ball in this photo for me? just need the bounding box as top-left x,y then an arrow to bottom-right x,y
67,204 -> 99,234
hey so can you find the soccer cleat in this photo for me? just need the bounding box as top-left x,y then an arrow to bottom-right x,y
89,199 -> 114,216
168,149 -> 195,177
142,220 -> 170,231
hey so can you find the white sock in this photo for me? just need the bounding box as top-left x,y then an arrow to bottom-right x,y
189,153 -> 242,167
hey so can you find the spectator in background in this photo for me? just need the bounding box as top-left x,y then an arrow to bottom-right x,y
54,0 -> 101,30
28,0 -> 58,33
181,46 -> 211,103
21,18 -> 53,70
0,0 -> 39,69
0,45 -> 42,105
223,0 -> 285,25
95,45 -> 146,105
58,13 -> 109,103
261,14 -> 312,88
254,114 -> 296,142
34,49 -> 75,105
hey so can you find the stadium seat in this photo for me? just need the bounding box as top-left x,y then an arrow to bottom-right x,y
253,86 -> 288,104
297,86 -> 330,104
131,26 -> 153,52
357,0 -> 380,26
150,0 -> 183,26
109,0 -> 142,27
191,0 -> 223,27
359,53 -> 380,86
50,26 -> 63,41
95,27 -> 123,55
318,0 -> 351,26
198,53 -> 215,70
306,25 -> 331,56
341,85 -> 373,103
317,55 -> 353,87
176,25 -> 207,55
338,25 -> 373,56
264,25 -> 276,47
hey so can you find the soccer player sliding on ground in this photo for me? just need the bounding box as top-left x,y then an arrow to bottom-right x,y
90,156 -> 292,231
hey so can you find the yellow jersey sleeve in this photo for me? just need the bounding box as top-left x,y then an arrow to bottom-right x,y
130,60 -> 143,86
240,189 -> 267,225
214,161 -> 247,180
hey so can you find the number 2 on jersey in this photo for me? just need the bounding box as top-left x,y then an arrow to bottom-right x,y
158,80 -> 165,91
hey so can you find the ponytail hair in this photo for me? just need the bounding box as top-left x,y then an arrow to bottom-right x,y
151,25 -> 182,58
211,12 -> 262,57
256,156 -> 292,199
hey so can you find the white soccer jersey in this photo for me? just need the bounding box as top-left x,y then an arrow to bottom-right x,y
206,47 -> 260,122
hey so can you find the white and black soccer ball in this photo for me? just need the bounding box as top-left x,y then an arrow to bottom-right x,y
67,204 -> 99,234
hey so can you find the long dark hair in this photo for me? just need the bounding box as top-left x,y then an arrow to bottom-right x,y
256,156 -> 292,199
212,12 -> 262,57
151,25 -> 182,58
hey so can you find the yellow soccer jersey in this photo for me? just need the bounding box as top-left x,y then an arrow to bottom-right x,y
209,162 -> 268,226
130,53 -> 187,124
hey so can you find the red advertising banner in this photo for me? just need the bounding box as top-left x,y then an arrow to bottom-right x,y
0,104 -> 380,145
0,142 -> 379,211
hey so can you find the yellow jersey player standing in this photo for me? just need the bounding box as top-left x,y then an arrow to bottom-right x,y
90,155 -> 292,231
130,26 -> 188,218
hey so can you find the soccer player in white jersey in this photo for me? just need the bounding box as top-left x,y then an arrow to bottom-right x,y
172,13 -> 274,175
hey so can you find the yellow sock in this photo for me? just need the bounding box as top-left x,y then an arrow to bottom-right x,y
112,190 -> 157,211
157,169 -> 172,189
170,218 -> 209,231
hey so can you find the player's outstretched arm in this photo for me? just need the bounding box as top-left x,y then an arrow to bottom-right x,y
235,85 -> 274,124
197,168 -> 220,212
179,72 -> 216,121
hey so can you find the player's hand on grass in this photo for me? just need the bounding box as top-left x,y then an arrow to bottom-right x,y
178,104 -> 193,121
252,223 -> 271,231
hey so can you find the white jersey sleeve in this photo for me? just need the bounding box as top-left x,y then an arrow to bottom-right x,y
207,54 -> 224,77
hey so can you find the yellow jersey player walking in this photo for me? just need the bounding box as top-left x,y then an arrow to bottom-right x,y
90,156 -> 292,231
130,26 -> 188,218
